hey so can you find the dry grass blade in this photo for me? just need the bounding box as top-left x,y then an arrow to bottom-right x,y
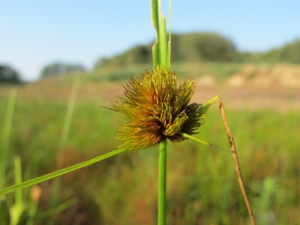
218,95 -> 257,225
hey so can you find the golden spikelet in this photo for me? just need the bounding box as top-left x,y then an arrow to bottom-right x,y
111,66 -> 209,150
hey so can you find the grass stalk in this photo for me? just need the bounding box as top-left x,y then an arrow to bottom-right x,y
14,156 -> 23,209
0,90 -> 17,189
48,74 -> 80,224
218,95 -> 257,225
26,186 -> 42,225
0,148 -> 127,197
158,139 -> 167,225
59,74 -> 81,149
10,156 -> 24,225
0,90 -> 17,223
34,197 -> 78,220
182,133 -> 232,153
151,1 -> 170,224
151,0 -> 169,67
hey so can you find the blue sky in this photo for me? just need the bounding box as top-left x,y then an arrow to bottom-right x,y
1,0 -> 299,81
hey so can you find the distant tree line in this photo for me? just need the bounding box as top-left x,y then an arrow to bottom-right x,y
2,32 -> 299,83
94,32 -> 237,69
258,39 -> 300,64
0,65 -> 22,84
94,33 -> 300,70
41,62 -> 85,78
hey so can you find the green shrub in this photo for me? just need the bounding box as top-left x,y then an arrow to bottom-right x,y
93,32 -> 237,70
175,32 -> 237,62
41,62 -> 85,78
263,39 -> 300,64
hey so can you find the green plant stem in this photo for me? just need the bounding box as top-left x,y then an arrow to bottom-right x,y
14,156 -> 23,207
158,139 -> 167,225
151,0 -> 159,68
48,75 -> 80,225
0,90 -> 17,224
59,75 -> 80,148
182,133 -> 232,153
0,149 -> 126,197
151,0 -> 169,68
167,0 -> 172,67
0,90 -> 17,190
158,15 -> 167,66
34,197 -> 78,220
10,156 -> 24,225
151,1 -> 170,224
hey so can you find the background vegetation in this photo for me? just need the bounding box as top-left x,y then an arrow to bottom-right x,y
1,32 -> 299,83
0,64 -> 299,224
93,32 -> 300,74
1,31 -> 300,225
0,65 -> 22,84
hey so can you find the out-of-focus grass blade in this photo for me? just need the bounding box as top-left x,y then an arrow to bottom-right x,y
0,89 -> 17,189
182,133 -> 232,153
0,149 -> 127,196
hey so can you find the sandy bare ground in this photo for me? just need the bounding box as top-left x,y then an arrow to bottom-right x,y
1,78 -> 299,112
98,83 -> 300,112
192,86 -> 300,111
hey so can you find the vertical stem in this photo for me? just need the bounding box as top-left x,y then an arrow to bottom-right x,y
157,16 -> 167,66
49,75 -> 80,225
0,89 -> 17,225
59,75 -> 81,149
167,0 -> 172,68
218,96 -> 257,225
151,0 -> 169,68
158,139 -> 167,225
14,156 -> 23,207
10,156 -> 24,225
151,0 -> 159,68
151,1 -> 170,224
0,89 -> 17,189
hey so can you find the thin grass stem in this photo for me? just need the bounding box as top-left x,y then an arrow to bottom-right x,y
59,74 -> 81,148
158,15 -> 167,66
0,90 -> 17,223
9,156 -> 25,225
218,95 -> 257,225
158,139 -> 167,225
151,0 -> 169,68
151,1 -> 170,225
167,0 -> 172,67
14,156 -> 23,208
0,89 -> 17,190
182,133 -> 232,153
34,197 -> 78,220
151,0 -> 159,68
48,74 -> 81,224
0,149 -> 126,197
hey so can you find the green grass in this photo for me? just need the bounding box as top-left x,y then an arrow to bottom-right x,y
90,62 -> 245,82
0,86 -> 299,224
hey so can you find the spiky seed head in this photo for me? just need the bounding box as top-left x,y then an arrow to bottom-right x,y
111,66 -> 209,151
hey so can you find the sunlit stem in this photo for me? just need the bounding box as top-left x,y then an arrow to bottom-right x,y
182,133 -> 232,153
0,90 -> 17,190
158,139 -> 167,225
49,74 -> 81,225
218,95 -> 257,225
0,90 -> 17,223
0,149 -> 127,197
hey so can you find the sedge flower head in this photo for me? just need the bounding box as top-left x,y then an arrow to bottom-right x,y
111,66 -> 210,151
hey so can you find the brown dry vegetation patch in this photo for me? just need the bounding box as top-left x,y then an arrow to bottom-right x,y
1,63 -> 299,111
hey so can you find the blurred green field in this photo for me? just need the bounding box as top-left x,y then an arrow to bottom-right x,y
0,67 -> 300,225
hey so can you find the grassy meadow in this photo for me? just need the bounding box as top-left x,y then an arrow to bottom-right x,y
0,63 -> 300,225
